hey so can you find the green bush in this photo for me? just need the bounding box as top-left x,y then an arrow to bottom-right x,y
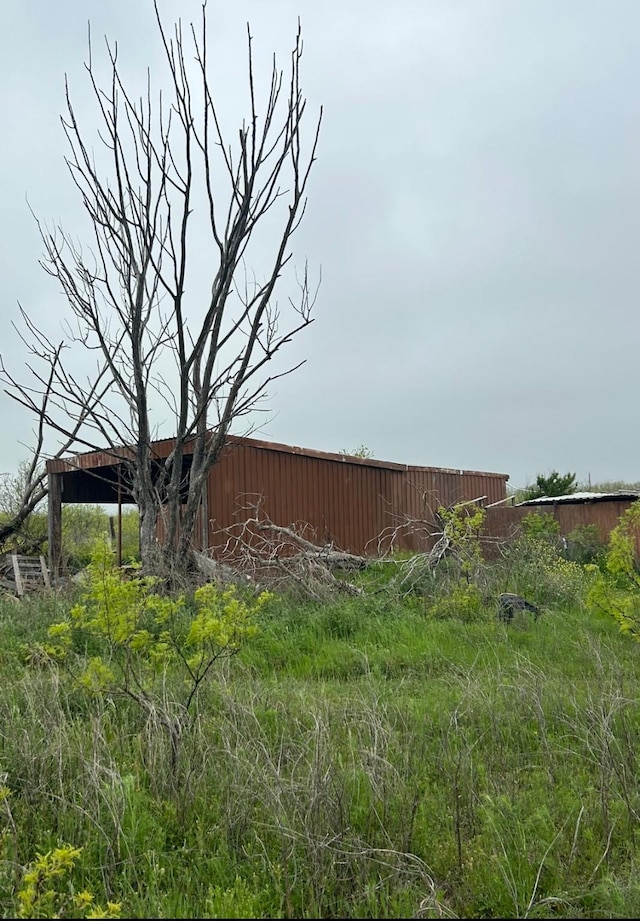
565,524 -> 606,565
426,581 -> 486,622
41,538 -> 271,775
0,510 -> 47,554
61,506 -> 140,570
521,511 -> 561,542
494,533 -> 591,609
587,502 -> 640,639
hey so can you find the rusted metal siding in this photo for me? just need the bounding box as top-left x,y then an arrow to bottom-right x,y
46,435 -> 509,557
203,439 -> 507,556
482,500 -> 640,558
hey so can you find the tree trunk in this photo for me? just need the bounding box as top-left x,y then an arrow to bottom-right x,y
138,497 -> 160,573
161,473 -> 206,579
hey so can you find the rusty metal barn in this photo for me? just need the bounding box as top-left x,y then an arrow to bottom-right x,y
482,491 -> 640,558
46,435 -> 508,575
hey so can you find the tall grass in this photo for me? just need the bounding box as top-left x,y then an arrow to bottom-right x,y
2,542 -> 640,917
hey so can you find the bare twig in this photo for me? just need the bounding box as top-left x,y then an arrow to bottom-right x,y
212,496 -> 365,600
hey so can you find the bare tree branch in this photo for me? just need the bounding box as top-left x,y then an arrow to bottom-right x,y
1,2 -> 321,579
211,495 -> 364,601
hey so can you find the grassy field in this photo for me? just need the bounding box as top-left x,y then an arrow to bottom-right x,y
1,536 -> 640,918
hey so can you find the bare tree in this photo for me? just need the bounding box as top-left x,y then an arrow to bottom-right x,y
0,343 -> 106,550
1,1 -> 321,578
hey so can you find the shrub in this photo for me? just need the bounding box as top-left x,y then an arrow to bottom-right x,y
521,512 -> 560,542
587,502 -> 640,639
41,538 -> 271,771
565,524 -> 606,565
16,844 -> 122,919
61,506 -> 140,570
494,535 -> 591,609
426,581 -> 486,622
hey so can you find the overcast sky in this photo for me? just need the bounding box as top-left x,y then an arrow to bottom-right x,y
2,0 -> 639,491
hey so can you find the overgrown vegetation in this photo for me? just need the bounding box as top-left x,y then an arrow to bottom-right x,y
587,502 -> 640,639
2,507 -> 640,918
1,502 -> 140,569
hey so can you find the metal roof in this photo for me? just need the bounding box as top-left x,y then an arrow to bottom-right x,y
45,434 -> 509,479
518,491 -> 640,506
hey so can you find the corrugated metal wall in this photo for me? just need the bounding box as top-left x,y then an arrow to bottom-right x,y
46,438 -> 640,563
203,438 -> 508,556
482,501 -> 640,557
46,435 -> 509,558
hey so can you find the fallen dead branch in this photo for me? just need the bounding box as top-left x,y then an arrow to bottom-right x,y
368,497 -> 489,595
213,506 -> 367,601
204,495 -> 489,601
193,552 -> 255,589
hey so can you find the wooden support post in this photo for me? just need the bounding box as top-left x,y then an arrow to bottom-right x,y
201,486 -> 209,551
117,467 -> 122,567
47,472 -> 62,583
